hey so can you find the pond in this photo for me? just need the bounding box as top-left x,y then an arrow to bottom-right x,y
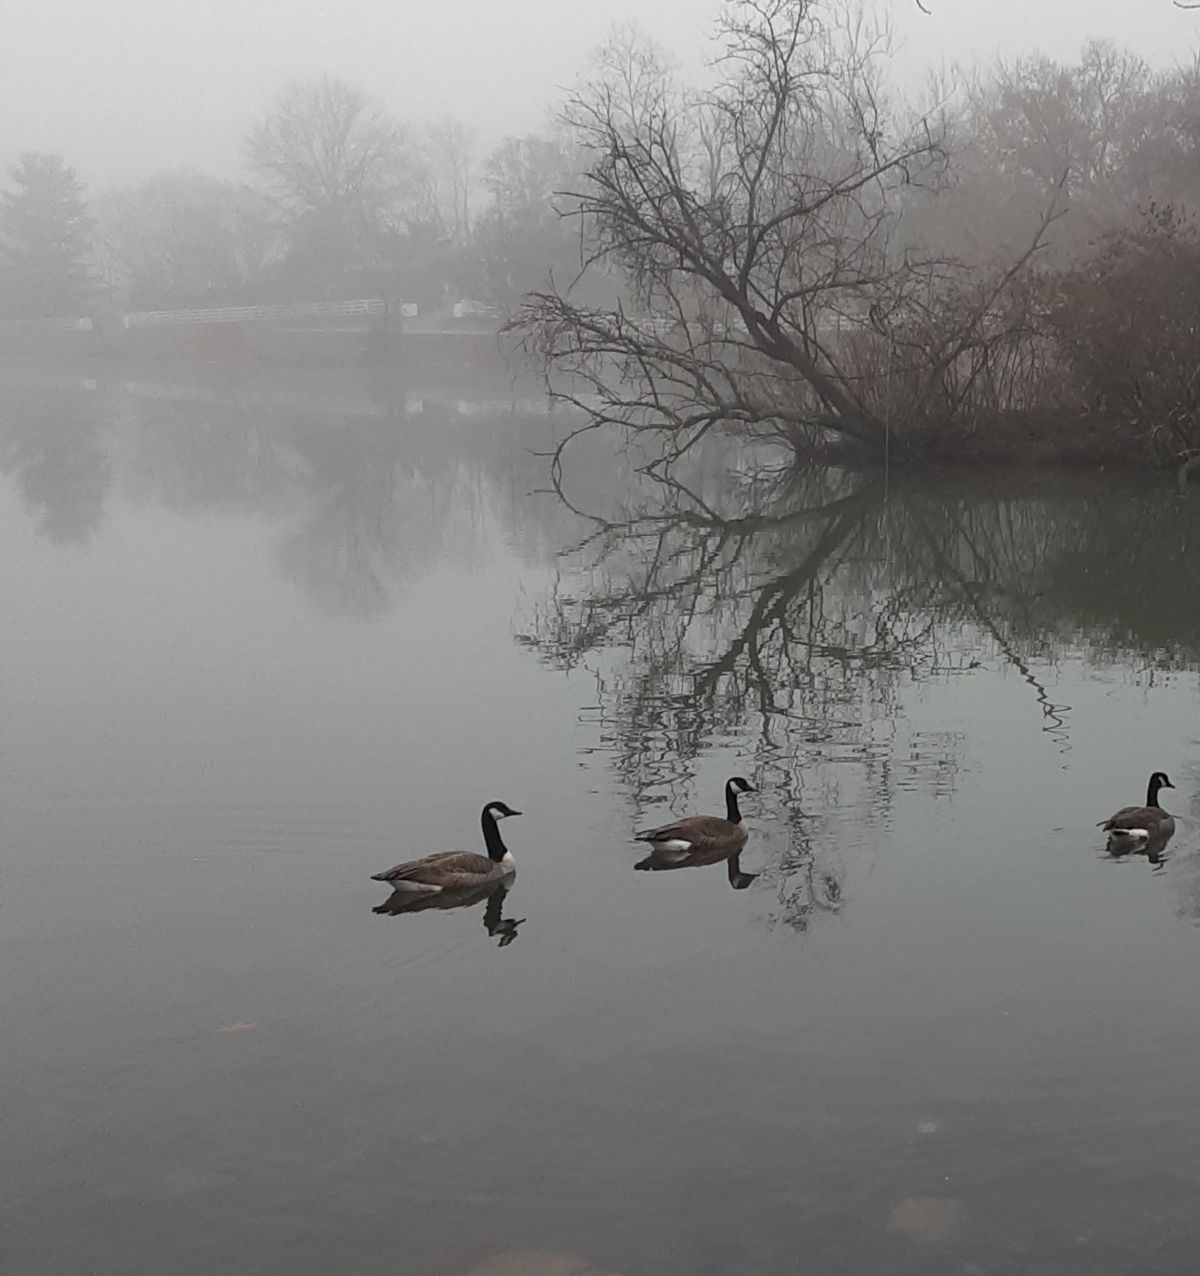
2,366 -> 1200,1276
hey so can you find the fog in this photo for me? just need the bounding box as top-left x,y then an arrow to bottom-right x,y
2,0 -> 1193,186
9,3 -> 1200,1275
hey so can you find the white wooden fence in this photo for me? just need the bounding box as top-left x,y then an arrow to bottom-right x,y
0,315 -> 93,332
123,297 -> 395,329
0,299 -> 428,333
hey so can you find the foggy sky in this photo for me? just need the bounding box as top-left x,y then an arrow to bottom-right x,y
1,0 -> 1194,190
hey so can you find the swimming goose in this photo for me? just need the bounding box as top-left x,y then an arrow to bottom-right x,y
635,776 -> 756,855
371,801 -> 521,893
1098,772 -> 1175,844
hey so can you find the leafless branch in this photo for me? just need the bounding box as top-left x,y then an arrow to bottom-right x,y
514,0 -> 1057,471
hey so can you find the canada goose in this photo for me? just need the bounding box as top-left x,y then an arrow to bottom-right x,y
635,776 -> 756,854
371,801 -> 521,894
634,842 -> 759,890
1098,771 -> 1175,844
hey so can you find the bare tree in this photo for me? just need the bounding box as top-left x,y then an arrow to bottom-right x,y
962,41 -> 1149,241
248,75 -> 410,217
514,0 -> 1061,471
472,131 -> 586,308
97,171 -> 275,307
247,75 -> 420,285
424,117 -> 475,240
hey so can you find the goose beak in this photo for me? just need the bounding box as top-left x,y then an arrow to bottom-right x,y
508,809 -> 523,818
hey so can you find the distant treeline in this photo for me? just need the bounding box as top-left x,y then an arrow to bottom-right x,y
6,12 -> 1200,470
0,75 -> 611,323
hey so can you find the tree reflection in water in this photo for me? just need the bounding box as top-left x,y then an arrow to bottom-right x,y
0,373 -> 571,618
517,452 -> 1200,932
4,375 -> 1200,930
0,388 -> 111,545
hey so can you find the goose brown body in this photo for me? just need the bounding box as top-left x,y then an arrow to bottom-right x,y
635,777 -> 756,854
1099,772 -> 1175,842
371,801 -> 521,893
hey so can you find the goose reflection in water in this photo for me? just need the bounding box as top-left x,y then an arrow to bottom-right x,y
1103,826 -> 1175,872
372,879 -> 526,946
634,843 -> 759,891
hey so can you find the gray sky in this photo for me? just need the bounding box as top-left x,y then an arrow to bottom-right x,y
1,0 -> 1194,190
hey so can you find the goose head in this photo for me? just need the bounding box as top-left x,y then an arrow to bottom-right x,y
724,776 -> 756,823
1148,772 -> 1174,804
484,801 -> 523,820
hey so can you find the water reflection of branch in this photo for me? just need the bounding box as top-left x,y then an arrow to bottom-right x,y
906,501 -> 1072,752
758,823 -> 845,933
520,463 -> 1187,935
688,486 -> 883,714
518,474 -> 944,928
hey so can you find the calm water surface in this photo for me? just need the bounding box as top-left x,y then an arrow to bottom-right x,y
3,369 -> 1200,1275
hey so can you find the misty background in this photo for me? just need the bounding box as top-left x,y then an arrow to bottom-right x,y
9,6 -> 1200,1275
2,0 -> 1198,327
0,1 -> 1189,188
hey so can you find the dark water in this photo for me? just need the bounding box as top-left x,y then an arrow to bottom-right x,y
3,369 -> 1200,1276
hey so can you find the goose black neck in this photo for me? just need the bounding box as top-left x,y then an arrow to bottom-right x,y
725,784 -> 742,824
1146,776 -> 1166,808
481,807 -> 508,862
